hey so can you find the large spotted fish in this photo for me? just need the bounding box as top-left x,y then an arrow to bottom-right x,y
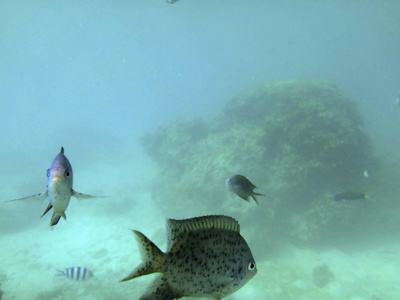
5,147 -> 99,226
121,215 -> 257,299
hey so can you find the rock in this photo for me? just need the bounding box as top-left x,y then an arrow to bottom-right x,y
312,264 -> 334,288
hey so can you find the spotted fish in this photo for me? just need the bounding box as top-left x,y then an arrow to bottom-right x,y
56,267 -> 94,281
5,147 -> 100,226
225,174 -> 265,204
121,215 -> 257,300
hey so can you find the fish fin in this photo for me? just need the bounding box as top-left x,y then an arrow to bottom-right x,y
40,204 -> 53,218
253,192 -> 265,197
251,195 -> 260,205
55,269 -> 65,276
50,215 -> 61,226
121,230 -> 164,282
72,190 -> 103,200
49,212 -> 65,226
166,215 -> 240,251
4,191 -> 48,203
239,195 -> 251,202
139,275 -> 181,300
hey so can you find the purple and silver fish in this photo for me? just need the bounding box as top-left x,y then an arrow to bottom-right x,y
5,147 -> 100,226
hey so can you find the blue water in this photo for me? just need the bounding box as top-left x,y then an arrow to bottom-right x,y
1,0 -> 400,299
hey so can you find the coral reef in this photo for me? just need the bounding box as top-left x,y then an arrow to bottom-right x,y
141,80 -> 379,243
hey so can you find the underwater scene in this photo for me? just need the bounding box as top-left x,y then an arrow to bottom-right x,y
1,0 -> 400,299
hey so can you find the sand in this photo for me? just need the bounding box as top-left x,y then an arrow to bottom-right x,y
1,163 -> 399,299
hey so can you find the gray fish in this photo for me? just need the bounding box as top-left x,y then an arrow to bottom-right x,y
333,191 -> 368,202
225,174 -> 265,204
121,215 -> 257,300
5,147 -> 100,226
56,267 -> 94,281
167,0 -> 179,3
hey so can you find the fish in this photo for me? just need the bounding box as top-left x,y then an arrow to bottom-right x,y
121,215 -> 257,300
56,267 -> 94,281
5,147 -> 100,226
333,192 -> 368,202
225,174 -> 265,204
167,0 -> 180,3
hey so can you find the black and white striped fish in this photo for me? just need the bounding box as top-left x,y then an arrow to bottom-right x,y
56,267 -> 94,281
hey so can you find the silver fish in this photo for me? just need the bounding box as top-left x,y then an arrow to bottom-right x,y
167,0 -> 179,3
121,215 -> 257,300
5,147 -> 99,226
56,267 -> 94,281
225,174 -> 265,204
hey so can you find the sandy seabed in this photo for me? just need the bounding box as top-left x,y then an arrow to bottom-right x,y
1,186 -> 399,300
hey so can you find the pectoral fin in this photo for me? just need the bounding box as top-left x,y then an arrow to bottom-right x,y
72,190 -> 104,200
4,191 -> 48,203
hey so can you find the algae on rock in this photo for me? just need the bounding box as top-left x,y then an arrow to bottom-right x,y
141,80 -> 378,243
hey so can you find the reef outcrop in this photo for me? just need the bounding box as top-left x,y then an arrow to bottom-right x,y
141,80 -> 378,243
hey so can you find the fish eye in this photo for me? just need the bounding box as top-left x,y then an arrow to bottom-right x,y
65,170 -> 70,177
248,262 -> 256,271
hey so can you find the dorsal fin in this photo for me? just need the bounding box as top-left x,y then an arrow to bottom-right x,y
166,215 -> 240,251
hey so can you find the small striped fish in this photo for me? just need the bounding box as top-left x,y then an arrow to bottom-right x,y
56,267 -> 94,281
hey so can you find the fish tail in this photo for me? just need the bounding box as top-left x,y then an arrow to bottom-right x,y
251,195 -> 260,205
55,269 -> 65,276
50,212 -> 66,226
252,192 -> 265,205
121,230 -> 164,282
253,192 -> 265,197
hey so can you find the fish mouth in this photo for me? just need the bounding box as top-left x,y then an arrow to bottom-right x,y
48,176 -> 68,194
50,176 -> 63,185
